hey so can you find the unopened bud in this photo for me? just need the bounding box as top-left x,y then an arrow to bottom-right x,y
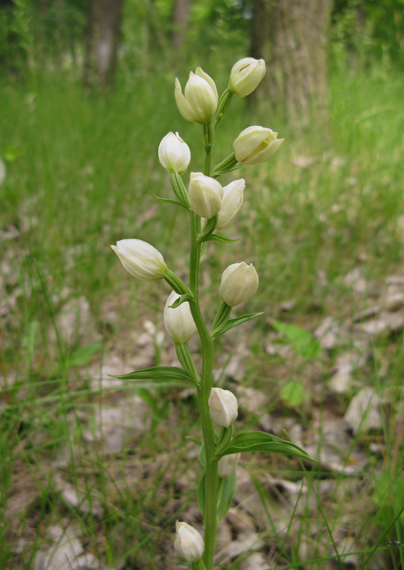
164,291 -> 196,344
219,262 -> 259,307
174,521 -> 205,562
208,387 -> 238,428
218,453 -> 241,478
111,239 -> 167,281
175,68 -> 218,124
233,126 -> 284,166
189,172 -> 223,219
229,57 -> 266,98
158,132 -> 191,175
216,179 -> 245,230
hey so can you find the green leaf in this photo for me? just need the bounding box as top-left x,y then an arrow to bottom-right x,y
373,469 -> 404,505
198,443 -> 206,467
3,144 -> 22,162
211,312 -> 264,338
200,234 -> 239,244
216,425 -> 234,455
169,172 -> 190,208
67,342 -> 102,367
210,151 -> 239,177
279,380 -> 308,407
227,163 -> 243,173
169,294 -> 194,308
91,380 -> 186,392
23,321 -> 40,357
217,431 -> 314,462
272,319 -> 321,359
198,472 -> 206,517
200,241 -> 209,260
372,469 -> 404,526
186,437 -> 202,446
217,470 -> 237,521
109,366 -> 196,385
198,215 -> 218,241
148,190 -> 190,211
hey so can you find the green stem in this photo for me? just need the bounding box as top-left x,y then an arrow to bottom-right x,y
214,88 -> 233,131
196,354 -> 218,570
188,119 -> 218,570
164,269 -> 191,296
189,214 -> 218,569
203,122 -> 214,176
192,561 -> 207,570
190,213 -> 201,300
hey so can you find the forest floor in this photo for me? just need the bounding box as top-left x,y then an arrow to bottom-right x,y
1,66 -> 404,570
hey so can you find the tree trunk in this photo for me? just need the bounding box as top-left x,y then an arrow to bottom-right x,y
84,0 -> 124,88
172,0 -> 191,50
251,0 -> 331,124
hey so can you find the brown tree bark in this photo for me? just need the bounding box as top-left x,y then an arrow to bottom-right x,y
84,0 -> 124,88
251,0 -> 331,124
172,0 -> 191,50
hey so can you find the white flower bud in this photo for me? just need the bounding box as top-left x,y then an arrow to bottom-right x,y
158,132 -> 191,175
233,126 -> 284,166
111,239 -> 167,281
208,387 -> 238,428
174,521 -> 204,562
164,291 -> 196,344
218,453 -> 241,478
189,172 -> 223,219
216,179 -> 245,230
229,57 -> 266,98
175,68 -> 218,124
219,262 -> 259,307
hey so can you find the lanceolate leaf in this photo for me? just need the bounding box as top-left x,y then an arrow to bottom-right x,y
109,366 -> 196,385
217,471 -> 237,521
211,312 -> 264,338
217,431 -> 314,462
201,234 -> 239,244
148,190 -> 190,211
227,163 -> 243,173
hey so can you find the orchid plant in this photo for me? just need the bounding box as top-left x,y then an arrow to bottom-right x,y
111,58 -> 312,570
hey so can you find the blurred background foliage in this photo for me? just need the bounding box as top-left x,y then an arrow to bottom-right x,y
0,0 -> 403,81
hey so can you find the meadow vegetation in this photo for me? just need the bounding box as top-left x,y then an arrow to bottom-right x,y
1,46 -> 404,570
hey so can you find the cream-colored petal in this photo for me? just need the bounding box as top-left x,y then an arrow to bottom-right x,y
175,78 -> 199,122
243,137 -> 284,165
195,67 -> 218,103
233,127 -> 274,162
184,73 -> 217,124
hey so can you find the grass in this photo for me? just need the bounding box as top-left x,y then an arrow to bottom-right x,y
1,61 -> 404,569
